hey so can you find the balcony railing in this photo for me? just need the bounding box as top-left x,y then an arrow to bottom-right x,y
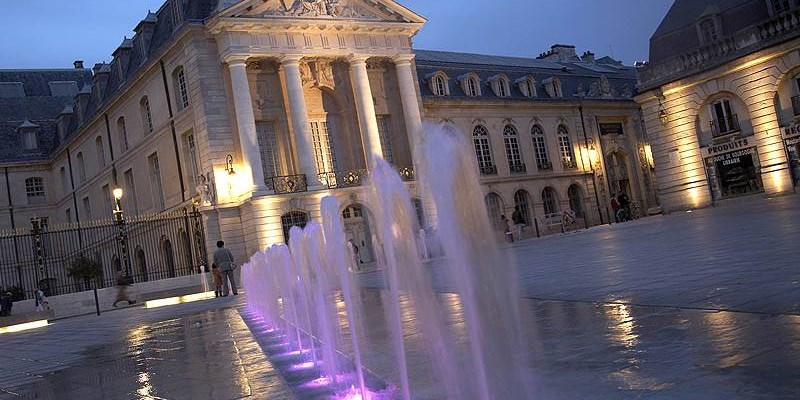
792,95 -> 800,116
509,163 -> 527,174
319,169 -> 368,189
562,159 -> 578,170
710,114 -> 741,138
537,161 -> 553,171
266,174 -> 308,194
479,163 -> 497,175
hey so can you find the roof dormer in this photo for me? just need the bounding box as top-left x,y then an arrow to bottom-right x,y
487,74 -> 511,98
112,37 -> 134,81
425,71 -> 450,96
696,5 -> 722,45
515,76 -> 537,98
542,77 -> 563,98
17,120 -> 40,150
457,73 -> 482,97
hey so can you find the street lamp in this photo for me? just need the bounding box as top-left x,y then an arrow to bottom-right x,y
112,187 -> 132,279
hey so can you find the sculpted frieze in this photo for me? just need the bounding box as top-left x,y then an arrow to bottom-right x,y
273,0 -> 378,20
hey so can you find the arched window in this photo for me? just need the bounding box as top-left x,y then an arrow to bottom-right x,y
172,66 -> 189,110
473,125 -> 496,175
76,152 -> 86,182
467,76 -> 479,97
518,77 -> 537,98
161,237 -> 176,278
485,193 -> 504,231
503,125 -> 525,173
95,136 -> 106,167
531,125 -> 551,170
135,246 -> 148,282
513,190 -> 532,226
59,167 -> 68,195
542,187 -> 558,215
25,177 -> 45,205
310,119 -> 337,175
557,125 -> 576,169
140,96 -> 153,134
433,75 -> 447,96
568,184 -> 584,216
281,211 -> 309,244
117,117 -> 128,151
489,75 -> 511,98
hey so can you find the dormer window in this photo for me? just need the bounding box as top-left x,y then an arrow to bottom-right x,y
769,0 -> 791,15
516,76 -> 537,98
543,77 -> 563,98
458,73 -> 482,97
17,120 -> 40,150
488,75 -> 511,98
426,71 -> 450,96
699,19 -> 718,43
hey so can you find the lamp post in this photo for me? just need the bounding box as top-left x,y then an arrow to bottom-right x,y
112,188 -> 132,279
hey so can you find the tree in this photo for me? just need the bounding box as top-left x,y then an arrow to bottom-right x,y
67,255 -> 102,291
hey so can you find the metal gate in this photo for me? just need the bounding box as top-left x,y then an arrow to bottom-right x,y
0,208 -> 207,299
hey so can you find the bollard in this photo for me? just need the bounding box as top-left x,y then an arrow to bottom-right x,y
93,288 -> 100,316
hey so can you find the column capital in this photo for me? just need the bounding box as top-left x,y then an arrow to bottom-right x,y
278,54 -> 305,66
347,54 -> 371,65
222,54 -> 250,66
392,54 -> 416,65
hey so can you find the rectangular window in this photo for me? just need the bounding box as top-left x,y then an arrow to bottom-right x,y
124,169 -> 139,214
82,196 -> 92,219
183,132 -> 199,190
256,122 -> 281,180
65,208 -> 72,223
76,152 -> 86,183
504,136 -> 523,171
177,69 -> 189,109
310,120 -> 336,174
377,116 -> 394,165
25,177 -> 46,204
59,167 -> 69,195
711,99 -> 737,135
96,137 -> 106,167
772,0 -> 791,14
22,131 -> 37,150
700,19 -> 718,43
148,153 -> 165,211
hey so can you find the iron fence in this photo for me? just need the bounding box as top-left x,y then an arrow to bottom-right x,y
0,208 -> 207,300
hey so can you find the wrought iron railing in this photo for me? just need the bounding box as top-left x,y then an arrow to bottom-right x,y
318,169 -> 369,189
537,161 -> 553,171
267,174 -> 308,194
710,113 -> 741,137
792,95 -> 800,116
562,159 -> 578,169
479,163 -> 497,175
509,163 -> 527,174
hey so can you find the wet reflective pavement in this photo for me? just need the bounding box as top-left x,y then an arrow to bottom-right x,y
1,196 -> 798,399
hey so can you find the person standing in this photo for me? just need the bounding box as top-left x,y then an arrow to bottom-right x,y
610,194 -> 621,223
113,272 -> 134,307
511,207 -> 525,241
501,215 -> 514,243
213,240 -> 238,296
34,287 -> 48,312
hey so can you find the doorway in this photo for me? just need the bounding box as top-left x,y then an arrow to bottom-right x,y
342,204 -> 374,263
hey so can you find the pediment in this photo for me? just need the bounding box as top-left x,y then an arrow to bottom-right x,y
217,0 -> 425,24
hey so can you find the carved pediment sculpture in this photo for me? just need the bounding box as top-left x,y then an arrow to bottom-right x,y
274,0 -> 376,20
587,75 -> 618,99
300,59 -> 337,88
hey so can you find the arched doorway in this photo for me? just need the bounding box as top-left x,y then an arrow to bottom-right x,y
161,237 -> 176,278
342,204 -> 375,263
485,192 -> 504,231
542,187 -> 558,215
135,246 -> 148,282
605,151 -> 631,197
281,211 -> 309,244
568,184 -> 584,216
513,190 -> 533,226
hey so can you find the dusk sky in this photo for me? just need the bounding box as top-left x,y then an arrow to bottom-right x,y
0,0 -> 674,69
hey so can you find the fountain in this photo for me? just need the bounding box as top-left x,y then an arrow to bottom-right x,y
241,123 -> 531,399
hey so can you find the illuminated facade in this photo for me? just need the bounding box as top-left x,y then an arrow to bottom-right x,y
636,0 -> 800,212
1,0 -> 659,268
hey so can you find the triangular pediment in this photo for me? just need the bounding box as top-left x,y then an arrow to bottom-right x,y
217,0 -> 425,24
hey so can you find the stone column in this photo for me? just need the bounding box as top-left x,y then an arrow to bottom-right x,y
280,55 -> 320,186
227,57 -> 267,195
348,55 -> 383,168
392,54 -> 424,150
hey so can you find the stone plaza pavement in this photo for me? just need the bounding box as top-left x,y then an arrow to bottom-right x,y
0,195 -> 798,399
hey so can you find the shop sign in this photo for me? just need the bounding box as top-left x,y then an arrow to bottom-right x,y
706,147 -> 754,166
787,136 -> 800,146
703,138 -> 750,157
599,123 -> 624,136
783,121 -> 800,139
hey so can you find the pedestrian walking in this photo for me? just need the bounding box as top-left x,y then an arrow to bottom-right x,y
34,287 -> 48,312
610,194 -> 621,222
113,272 -> 134,307
211,263 -> 223,298
0,292 -> 12,317
213,240 -> 238,296
511,207 -> 525,241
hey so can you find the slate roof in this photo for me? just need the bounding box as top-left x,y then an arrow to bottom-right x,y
0,0 -> 221,164
414,49 -> 637,102
0,69 -> 93,163
649,0 -> 770,64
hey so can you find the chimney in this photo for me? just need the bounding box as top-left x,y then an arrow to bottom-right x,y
537,44 -> 579,62
581,51 -> 595,63
74,60 -> 84,69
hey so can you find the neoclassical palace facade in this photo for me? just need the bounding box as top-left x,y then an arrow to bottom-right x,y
636,0 -> 800,212
0,0 -> 658,270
